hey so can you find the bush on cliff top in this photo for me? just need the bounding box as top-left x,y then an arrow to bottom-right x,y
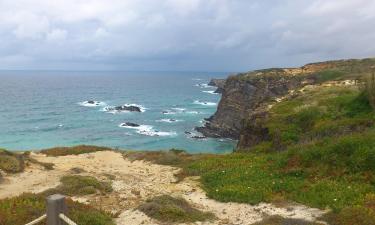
0,149 -> 24,173
40,145 -> 112,156
43,175 -> 113,196
138,195 -> 215,223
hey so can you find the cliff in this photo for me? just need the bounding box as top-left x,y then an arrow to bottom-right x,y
208,78 -> 226,93
197,58 -> 375,149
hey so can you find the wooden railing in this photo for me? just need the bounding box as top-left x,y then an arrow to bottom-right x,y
24,194 -> 77,225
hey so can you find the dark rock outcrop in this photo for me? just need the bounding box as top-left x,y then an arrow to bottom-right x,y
197,70 -> 312,140
123,122 -> 140,127
114,105 -> 142,112
208,79 -> 226,93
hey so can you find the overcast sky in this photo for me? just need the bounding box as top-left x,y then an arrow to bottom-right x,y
0,0 -> 375,72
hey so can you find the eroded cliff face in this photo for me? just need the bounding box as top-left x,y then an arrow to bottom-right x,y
197,70 -> 313,139
197,58 -> 375,149
208,78 -> 226,93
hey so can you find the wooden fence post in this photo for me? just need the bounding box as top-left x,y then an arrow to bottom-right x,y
46,194 -> 67,225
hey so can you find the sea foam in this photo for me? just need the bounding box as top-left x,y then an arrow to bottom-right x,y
79,101 -> 106,107
202,90 -> 218,95
156,119 -> 182,123
119,123 -> 176,137
193,100 -> 217,106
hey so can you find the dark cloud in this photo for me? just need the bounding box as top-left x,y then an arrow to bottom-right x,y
0,0 -> 374,71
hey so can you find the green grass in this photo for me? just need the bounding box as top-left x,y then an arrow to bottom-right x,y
44,175 -> 113,196
124,149 -> 200,166
315,70 -> 346,83
183,130 -> 375,211
138,195 -> 215,223
177,84 -> 375,224
40,145 -> 112,156
265,86 -> 374,149
0,193 -> 115,225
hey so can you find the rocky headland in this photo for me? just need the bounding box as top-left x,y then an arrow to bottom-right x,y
198,58 -> 375,150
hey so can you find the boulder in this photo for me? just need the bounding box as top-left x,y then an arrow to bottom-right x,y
123,122 -> 140,127
115,105 -> 142,112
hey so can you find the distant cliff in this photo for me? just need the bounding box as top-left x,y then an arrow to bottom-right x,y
197,58 -> 375,150
208,78 -> 226,93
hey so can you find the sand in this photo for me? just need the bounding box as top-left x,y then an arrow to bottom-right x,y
0,151 -> 328,225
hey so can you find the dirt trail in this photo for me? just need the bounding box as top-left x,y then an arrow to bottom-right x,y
0,151 -> 327,225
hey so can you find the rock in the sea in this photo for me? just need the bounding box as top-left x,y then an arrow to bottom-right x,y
87,100 -> 95,104
123,122 -> 140,127
184,131 -> 192,135
191,135 -> 206,139
114,105 -> 142,112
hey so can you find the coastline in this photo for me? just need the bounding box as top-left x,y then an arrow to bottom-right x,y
0,148 -> 326,225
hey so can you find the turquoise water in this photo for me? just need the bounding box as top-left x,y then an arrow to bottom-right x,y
0,71 -> 236,153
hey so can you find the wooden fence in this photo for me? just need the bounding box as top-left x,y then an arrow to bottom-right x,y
25,194 -> 77,225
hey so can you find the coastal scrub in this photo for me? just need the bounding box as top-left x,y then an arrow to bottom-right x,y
138,195 -> 215,223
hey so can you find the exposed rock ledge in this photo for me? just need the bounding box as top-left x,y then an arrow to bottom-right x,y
208,78 -> 226,93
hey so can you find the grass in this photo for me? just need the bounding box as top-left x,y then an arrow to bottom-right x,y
364,71 -> 375,109
124,148 -> 196,166
182,129 -> 375,210
40,145 -> 112,156
314,70 -> 346,83
44,175 -> 113,196
0,193 -> 115,225
264,86 -> 374,150
174,84 -> 375,224
138,195 -> 215,223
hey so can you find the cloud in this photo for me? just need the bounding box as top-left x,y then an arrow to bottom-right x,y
0,0 -> 374,71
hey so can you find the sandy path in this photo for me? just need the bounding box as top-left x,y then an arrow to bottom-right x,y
0,151 -> 327,224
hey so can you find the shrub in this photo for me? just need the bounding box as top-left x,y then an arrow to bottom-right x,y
0,150 -> 24,173
138,195 -> 215,223
364,71 -> 375,109
58,175 -> 113,196
40,145 -> 112,156
253,215 -> 324,225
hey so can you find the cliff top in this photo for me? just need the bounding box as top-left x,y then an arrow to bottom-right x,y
233,57 -> 375,82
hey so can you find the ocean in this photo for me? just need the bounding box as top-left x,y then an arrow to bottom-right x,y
0,71 -> 236,153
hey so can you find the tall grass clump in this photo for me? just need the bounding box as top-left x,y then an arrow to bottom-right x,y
364,69 -> 375,109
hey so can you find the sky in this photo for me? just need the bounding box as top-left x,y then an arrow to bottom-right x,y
0,0 -> 375,72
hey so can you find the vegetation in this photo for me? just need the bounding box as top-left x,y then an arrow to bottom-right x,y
264,86 -> 374,151
0,149 -> 24,173
124,148 -> 213,167
46,175 -> 113,196
176,84 -> 375,224
40,145 -> 112,156
253,215 -> 324,225
0,193 -> 114,225
138,195 -> 215,223
364,69 -> 375,109
314,70 -> 345,83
